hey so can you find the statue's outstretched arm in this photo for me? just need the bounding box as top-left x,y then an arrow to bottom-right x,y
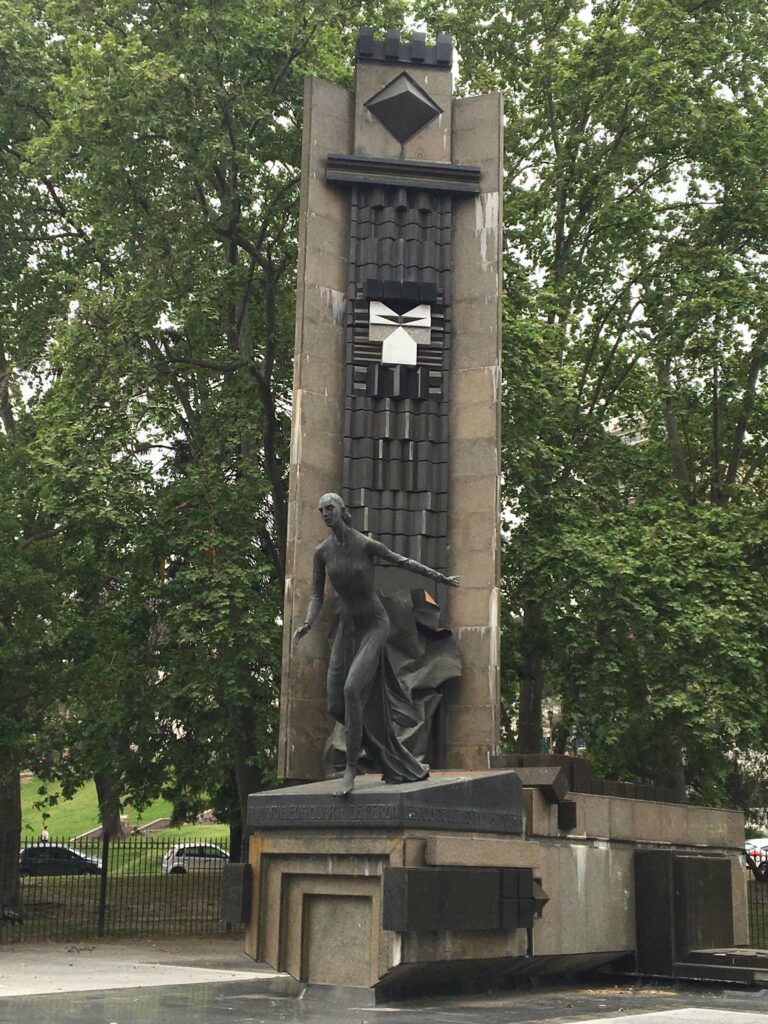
292,549 -> 326,648
366,538 -> 459,588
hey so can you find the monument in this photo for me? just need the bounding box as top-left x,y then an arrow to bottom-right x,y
278,27 -> 503,783
221,29 -> 757,997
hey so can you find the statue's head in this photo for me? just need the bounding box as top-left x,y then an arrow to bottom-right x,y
318,492 -> 352,528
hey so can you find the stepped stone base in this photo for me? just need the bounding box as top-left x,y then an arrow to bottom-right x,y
228,770 -> 748,996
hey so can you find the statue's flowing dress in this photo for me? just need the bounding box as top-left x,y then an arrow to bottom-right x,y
317,528 -> 459,782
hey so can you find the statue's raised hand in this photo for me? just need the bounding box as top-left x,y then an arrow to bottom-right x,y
444,575 -> 460,588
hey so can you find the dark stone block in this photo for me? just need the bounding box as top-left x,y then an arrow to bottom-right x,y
444,868 -> 500,931
557,799 -> 578,832
502,867 -> 533,900
357,26 -> 375,57
500,866 -> 532,899
518,870 -> 534,900
602,780 -> 623,798
383,866 -> 501,932
400,281 -> 422,303
383,865 -> 442,932
531,879 -> 549,915
657,785 -> 681,804
568,757 -> 594,792
500,898 -> 519,931
514,767 -> 568,804
517,899 -> 535,930
516,754 -> 566,768
384,28 -> 401,58
634,849 -> 676,975
363,278 -> 384,300
365,72 -> 441,145
674,856 -> 734,957
220,862 -> 251,924
410,32 -> 427,62
499,867 -> 517,899
248,771 -> 524,834
327,154 -> 481,195
489,754 -> 520,769
355,30 -> 454,69
435,33 -> 453,65
635,784 -> 656,802
364,363 -> 433,401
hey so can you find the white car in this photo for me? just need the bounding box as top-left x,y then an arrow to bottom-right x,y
161,843 -> 229,875
745,838 -> 768,881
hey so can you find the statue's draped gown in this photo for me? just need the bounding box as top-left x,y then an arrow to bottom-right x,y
315,527 -> 450,782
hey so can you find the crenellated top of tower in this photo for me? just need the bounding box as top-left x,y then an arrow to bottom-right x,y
356,28 -> 453,69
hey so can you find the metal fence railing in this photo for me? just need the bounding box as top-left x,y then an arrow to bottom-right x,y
748,879 -> 768,949
3,834 -> 242,944
6,834 -> 766,949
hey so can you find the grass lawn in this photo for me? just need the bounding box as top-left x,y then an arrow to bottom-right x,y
150,823 -> 230,842
20,777 -> 226,840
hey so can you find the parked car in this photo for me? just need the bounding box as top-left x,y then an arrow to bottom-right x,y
19,844 -> 102,877
161,843 -> 229,875
745,838 -> 768,881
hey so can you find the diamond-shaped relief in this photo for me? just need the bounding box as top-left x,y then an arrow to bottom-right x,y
365,72 -> 442,144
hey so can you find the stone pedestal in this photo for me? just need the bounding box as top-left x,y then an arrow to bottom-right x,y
232,770 -> 749,997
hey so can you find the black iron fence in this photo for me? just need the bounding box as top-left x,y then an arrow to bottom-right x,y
748,879 -> 768,949
5,833 -> 766,949
3,834 -> 242,943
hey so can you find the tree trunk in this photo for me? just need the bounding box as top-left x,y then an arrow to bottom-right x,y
94,771 -> 126,839
516,600 -> 545,754
0,760 -> 21,910
230,703 -> 264,863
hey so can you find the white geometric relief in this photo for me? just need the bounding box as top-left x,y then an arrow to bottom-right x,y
368,301 -> 432,365
370,301 -> 431,328
381,326 -> 418,365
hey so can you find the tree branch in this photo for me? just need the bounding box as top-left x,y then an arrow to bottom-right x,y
725,328 -> 768,487
0,349 -> 17,435
658,358 -> 695,502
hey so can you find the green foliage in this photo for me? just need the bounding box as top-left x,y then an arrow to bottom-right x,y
0,0 -> 406,863
20,777 -> 177,838
3,0 -> 768,859
420,0 -> 768,809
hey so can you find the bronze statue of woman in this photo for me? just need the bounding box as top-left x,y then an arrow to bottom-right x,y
293,492 -> 459,797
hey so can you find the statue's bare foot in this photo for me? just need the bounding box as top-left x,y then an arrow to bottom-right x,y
333,765 -> 356,798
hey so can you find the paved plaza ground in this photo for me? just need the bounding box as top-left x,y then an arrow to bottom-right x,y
0,936 -> 767,1024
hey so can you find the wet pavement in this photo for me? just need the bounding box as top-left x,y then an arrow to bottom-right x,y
0,937 -> 766,1024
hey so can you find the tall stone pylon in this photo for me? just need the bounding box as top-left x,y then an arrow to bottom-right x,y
279,29 -> 503,781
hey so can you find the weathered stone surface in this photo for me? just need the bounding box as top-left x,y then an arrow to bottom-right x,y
243,788 -> 746,990
281,46 -> 503,782
383,865 -> 503,932
442,704 -> 499,747
303,893 -> 373,985
674,855 -> 734,956
278,76 -> 352,782
444,90 -> 503,769
355,62 -> 453,162
220,862 -> 252,924
448,587 -> 500,628
452,437 -> 499,479
248,771 -> 524,835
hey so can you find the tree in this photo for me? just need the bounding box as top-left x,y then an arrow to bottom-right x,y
1,0 -> 407,876
0,0 -> 81,908
421,0 -> 768,805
